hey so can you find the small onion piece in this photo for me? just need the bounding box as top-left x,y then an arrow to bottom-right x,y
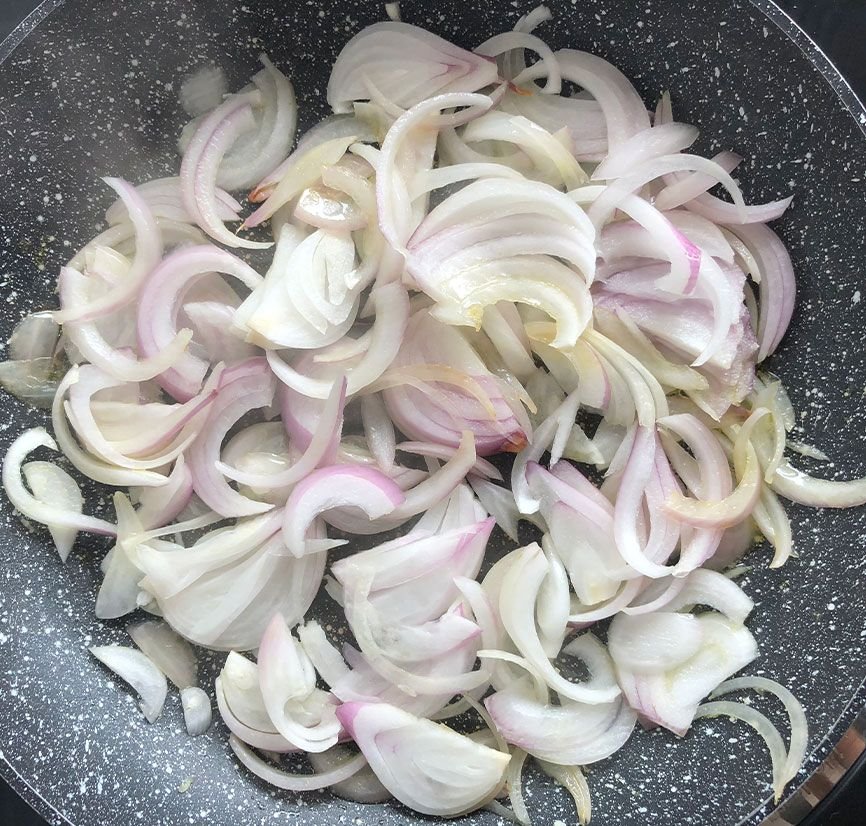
181,686 -> 213,736
21,461 -> 83,561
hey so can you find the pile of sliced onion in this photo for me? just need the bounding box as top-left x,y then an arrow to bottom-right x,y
12,3 -> 863,821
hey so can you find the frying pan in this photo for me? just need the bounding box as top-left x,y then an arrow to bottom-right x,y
0,1 -> 865,824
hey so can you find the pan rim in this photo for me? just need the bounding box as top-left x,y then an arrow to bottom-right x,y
0,1 -> 864,825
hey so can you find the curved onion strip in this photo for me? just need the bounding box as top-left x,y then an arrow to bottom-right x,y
90,645 -> 168,723
281,465 -> 405,556
215,677 -> 297,753
593,122 -> 699,181
504,747 -> 531,826
654,150 -> 742,210
694,701 -> 788,801
21,461 -> 83,561
137,245 -> 264,402
218,376 -> 347,490
230,735 -> 366,790
51,369 -> 169,488
589,154 -> 748,229
187,358 -> 276,517
343,567 -> 488,697
710,676 -> 808,797
518,49 -> 650,151
180,95 -> 274,250
730,223 -> 797,362
267,282 -> 410,399
664,410 -> 768,529
377,92 -> 493,252
500,544 -> 621,704
538,761 -> 592,826
327,22 -> 499,114
257,613 -> 341,752
475,31 -> 560,93
54,178 -> 163,324
58,267 -> 193,382
335,701 -> 510,817
397,441 -> 500,481
217,55 -> 298,192
3,428 -> 117,536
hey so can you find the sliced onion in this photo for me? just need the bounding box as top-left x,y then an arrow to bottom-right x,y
694,701 -> 788,801
187,358 -> 276,517
215,55 -> 297,192
267,281 -> 410,398
327,22 -> 499,114
231,736 -> 365,791
137,245 -> 263,402
500,544 -> 621,704
537,761 -> 592,826
90,645 -> 168,723
336,701 -> 510,817
54,178 -> 163,324
126,620 -> 198,689
3,427 -> 116,537
218,376 -> 346,490
710,675 -> 808,799
180,93 -> 273,250
281,465 -> 405,556
484,676 -> 635,765
257,613 -> 341,752
21,461 -> 83,561
244,135 -> 357,229
132,456 -> 194,530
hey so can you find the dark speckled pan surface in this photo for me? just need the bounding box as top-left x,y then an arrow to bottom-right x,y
0,1 -> 865,824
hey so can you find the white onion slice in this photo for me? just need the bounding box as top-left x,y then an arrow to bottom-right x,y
327,22 -> 499,114
3,428 -> 116,537
336,701 -> 510,817
537,761 -> 592,826
21,461 -> 83,561
230,736 -> 366,791
710,675 -> 808,798
257,613 -> 341,753
281,465 -> 405,556
90,645 -> 168,723
127,620 -> 198,689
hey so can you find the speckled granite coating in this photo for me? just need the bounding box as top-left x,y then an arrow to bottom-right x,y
0,1 -> 864,824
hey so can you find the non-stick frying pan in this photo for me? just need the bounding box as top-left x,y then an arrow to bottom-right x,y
0,1 -> 865,824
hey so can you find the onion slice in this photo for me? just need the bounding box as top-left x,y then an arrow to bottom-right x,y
3,428 -> 117,537
126,620 -> 198,689
90,645 -> 168,723
336,701 -> 510,817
